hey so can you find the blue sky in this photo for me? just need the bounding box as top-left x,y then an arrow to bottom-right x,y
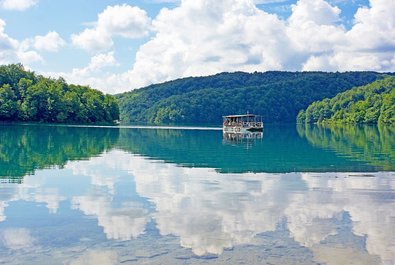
0,0 -> 394,94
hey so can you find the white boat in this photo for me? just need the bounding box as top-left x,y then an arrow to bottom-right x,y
222,114 -> 263,133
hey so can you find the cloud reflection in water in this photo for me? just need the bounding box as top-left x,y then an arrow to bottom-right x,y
65,150 -> 395,264
0,150 -> 394,264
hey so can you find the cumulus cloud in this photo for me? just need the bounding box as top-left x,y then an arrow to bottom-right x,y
123,0 -> 395,91
289,0 -> 341,25
254,0 -> 288,3
0,0 -> 37,11
0,19 -> 21,62
46,0 -> 395,93
33,31 -> 65,52
123,0 -> 296,88
0,19 -> 42,65
287,0 -> 345,53
72,4 -> 151,52
44,52 -> 125,94
302,0 -> 395,71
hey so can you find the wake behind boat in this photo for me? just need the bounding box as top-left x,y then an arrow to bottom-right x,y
222,114 -> 263,133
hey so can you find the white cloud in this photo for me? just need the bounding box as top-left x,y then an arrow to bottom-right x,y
0,0 -> 37,11
287,0 -> 345,54
254,0 -> 290,4
148,0 -> 180,3
289,0 -> 341,26
0,19 -> 20,62
72,4 -> 151,52
122,0 -> 297,89
72,28 -> 113,52
87,52 -> 119,71
302,0 -> 395,71
44,52 -> 124,93
0,18 -> 42,65
124,0 -> 395,91
50,0 -> 395,93
33,31 -> 65,52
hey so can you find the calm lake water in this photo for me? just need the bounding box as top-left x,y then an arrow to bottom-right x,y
0,123 -> 394,265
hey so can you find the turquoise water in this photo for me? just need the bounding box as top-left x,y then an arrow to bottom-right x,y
0,123 -> 394,264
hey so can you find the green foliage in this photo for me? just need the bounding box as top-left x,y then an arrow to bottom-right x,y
0,64 -> 119,123
117,71 -> 385,124
0,84 -> 18,120
298,76 -> 395,124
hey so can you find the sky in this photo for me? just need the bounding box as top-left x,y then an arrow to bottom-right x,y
0,0 -> 394,94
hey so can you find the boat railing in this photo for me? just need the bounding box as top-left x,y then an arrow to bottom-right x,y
241,122 -> 263,128
223,121 -> 263,128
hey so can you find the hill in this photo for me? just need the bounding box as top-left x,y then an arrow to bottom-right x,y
0,64 -> 119,123
116,71 -> 387,124
297,76 -> 395,124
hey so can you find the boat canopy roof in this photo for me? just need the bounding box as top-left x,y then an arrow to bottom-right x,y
223,114 -> 259,118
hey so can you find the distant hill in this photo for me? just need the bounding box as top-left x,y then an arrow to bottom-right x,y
116,71 -> 388,125
297,76 -> 395,124
0,64 -> 119,123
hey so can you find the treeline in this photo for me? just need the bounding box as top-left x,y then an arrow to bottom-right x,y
116,71 -> 385,124
0,64 -> 119,123
297,76 -> 395,124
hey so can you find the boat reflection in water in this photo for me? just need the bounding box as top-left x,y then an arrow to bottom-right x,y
223,131 -> 263,148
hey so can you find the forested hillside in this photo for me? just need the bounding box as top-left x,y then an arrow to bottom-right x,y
117,71 -> 386,124
0,64 -> 119,123
297,76 -> 395,124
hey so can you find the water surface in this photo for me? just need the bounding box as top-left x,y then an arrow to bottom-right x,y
0,123 -> 394,264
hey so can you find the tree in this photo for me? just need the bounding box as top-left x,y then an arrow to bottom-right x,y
0,84 -> 18,120
0,64 -> 119,123
298,76 -> 395,124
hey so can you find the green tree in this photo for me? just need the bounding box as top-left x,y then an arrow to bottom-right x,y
0,84 -> 18,120
0,64 -> 119,124
116,71 -> 386,125
298,76 -> 395,124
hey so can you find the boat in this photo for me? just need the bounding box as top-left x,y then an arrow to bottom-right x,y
222,114 -> 263,133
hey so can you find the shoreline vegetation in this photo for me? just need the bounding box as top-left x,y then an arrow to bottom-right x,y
297,76 -> 395,125
0,64 -> 119,124
1,64 -> 394,125
116,71 -> 390,125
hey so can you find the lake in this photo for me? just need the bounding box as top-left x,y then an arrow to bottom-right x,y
0,123 -> 394,264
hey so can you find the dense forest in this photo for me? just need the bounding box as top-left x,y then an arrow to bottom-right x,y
116,71 -> 387,124
297,76 -> 395,124
0,64 -> 119,123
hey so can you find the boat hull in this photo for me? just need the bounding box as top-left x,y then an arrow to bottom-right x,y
223,126 -> 263,133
